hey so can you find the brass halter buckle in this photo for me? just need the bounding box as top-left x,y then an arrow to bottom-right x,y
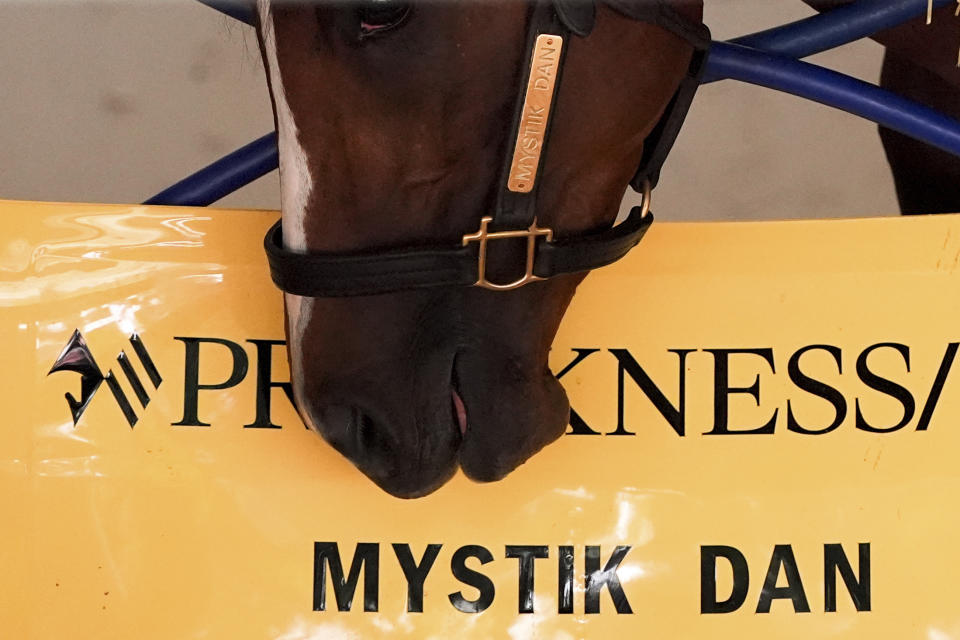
462,217 -> 554,291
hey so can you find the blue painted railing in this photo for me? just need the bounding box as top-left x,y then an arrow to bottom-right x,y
145,0 -> 960,206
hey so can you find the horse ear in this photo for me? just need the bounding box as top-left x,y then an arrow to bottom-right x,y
553,0 -> 596,37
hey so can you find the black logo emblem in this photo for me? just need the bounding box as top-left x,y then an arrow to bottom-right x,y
49,330 -> 163,427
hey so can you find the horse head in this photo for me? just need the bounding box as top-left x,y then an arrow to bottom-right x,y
255,0 -> 706,497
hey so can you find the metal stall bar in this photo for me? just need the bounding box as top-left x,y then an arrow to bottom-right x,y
145,0 -> 960,205
143,1 -> 263,206
143,133 -> 277,207
707,41 -> 960,158
194,0 -> 254,25
725,0 -> 954,64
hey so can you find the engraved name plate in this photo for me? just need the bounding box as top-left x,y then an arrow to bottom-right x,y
507,33 -> 564,193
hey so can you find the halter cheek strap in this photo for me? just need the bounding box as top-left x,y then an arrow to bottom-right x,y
264,0 -> 710,298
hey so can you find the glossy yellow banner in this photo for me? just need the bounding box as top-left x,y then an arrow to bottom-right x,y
3,200 -> 960,639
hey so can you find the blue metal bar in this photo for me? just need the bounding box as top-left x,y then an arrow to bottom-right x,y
143,132 -> 278,207
707,42 -> 960,158
728,0 -> 953,63
151,0 -> 959,206
195,0 -> 254,25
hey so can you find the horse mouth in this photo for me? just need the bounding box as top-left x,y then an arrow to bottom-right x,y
300,352 -> 572,498
451,356 -> 468,437
294,286 -> 574,498
451,388 -> 468,437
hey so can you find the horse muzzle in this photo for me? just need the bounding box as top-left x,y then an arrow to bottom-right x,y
289,283 -> 576,498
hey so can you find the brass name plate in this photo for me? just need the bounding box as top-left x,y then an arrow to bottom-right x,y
507,33 -> 564,193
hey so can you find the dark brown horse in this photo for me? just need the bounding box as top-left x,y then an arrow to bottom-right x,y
254,0 -> 705,497
254,0 -> 960,498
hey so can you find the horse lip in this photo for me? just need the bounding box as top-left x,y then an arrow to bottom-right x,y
451,388 -> 467,436
450,353 -> 467,437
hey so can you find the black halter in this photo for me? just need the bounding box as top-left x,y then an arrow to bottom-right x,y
265,1 -> 710,297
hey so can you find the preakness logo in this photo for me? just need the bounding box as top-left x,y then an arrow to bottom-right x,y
48,333 -> 958,434
48,329 -> 163,427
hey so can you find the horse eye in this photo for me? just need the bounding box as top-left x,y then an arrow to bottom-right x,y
358,1 -> 411,38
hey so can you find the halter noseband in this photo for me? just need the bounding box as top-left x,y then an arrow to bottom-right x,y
264,1 -> 710,298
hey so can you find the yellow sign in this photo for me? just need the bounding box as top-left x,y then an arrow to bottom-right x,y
3,200 -> 960,638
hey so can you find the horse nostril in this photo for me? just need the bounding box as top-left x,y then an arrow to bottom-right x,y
314,403 -> 387,459
356,411 -> 379,450
314,404 -> 361,454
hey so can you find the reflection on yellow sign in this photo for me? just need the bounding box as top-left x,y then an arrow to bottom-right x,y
3,199 -> 960,639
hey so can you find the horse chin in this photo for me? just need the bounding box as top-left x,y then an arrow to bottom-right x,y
453,348 -> 571,483
450,277 -> 579,483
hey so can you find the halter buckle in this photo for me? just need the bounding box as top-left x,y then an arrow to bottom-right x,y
462,217 -> 553,291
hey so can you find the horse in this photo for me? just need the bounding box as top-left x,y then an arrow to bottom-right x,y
253,0 -> 708,497
253,0 -> 960,499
